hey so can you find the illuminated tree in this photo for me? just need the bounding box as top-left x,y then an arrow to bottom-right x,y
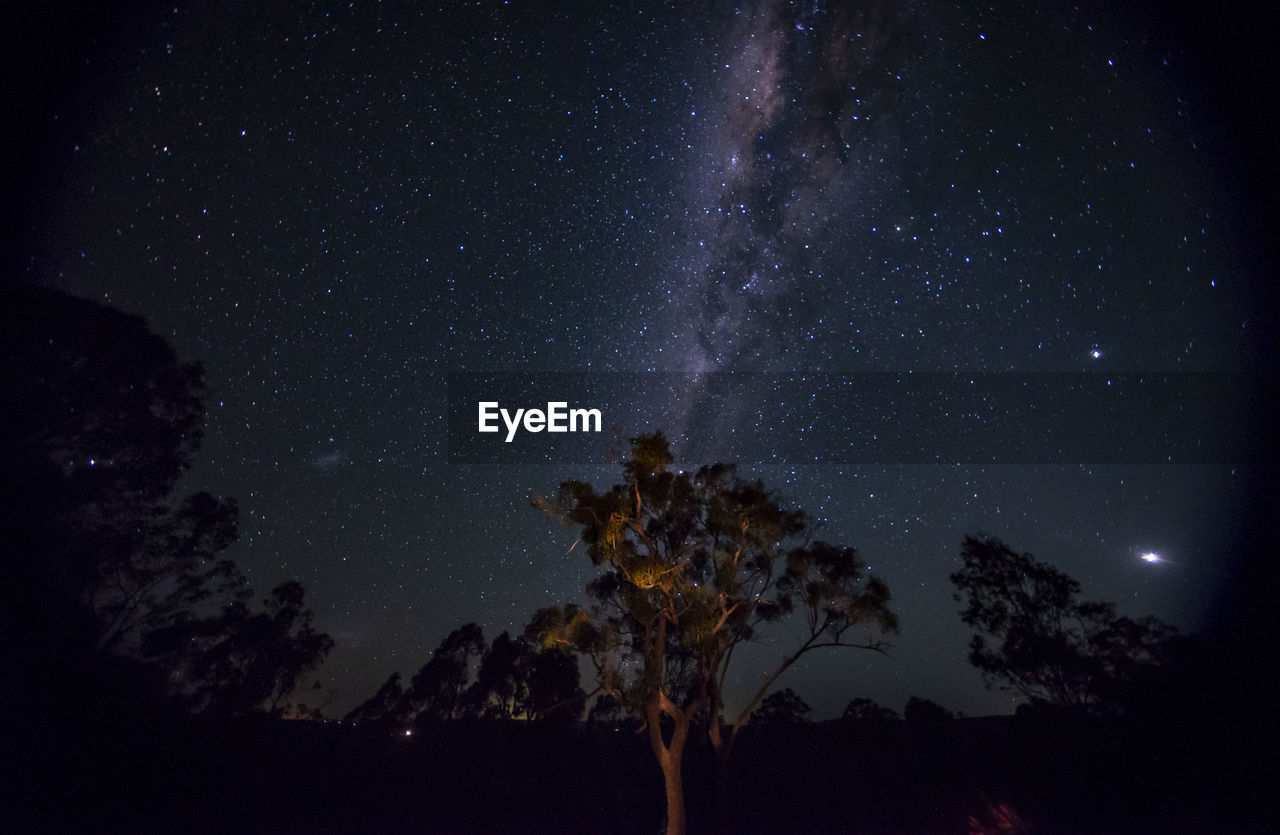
951,535 -> 1176,712
532,432 -> 897,834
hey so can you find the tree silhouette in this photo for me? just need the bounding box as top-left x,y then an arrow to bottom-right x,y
532,432 -> 897,834
404,622 -> 487,723
841,696 -> 901,726
951,535 -> 1176,712
467,630 -> 531,719
521,644 -> 586,722
749,688 -> 811,726
343,672 -> 409,728
4,284 -> 243,646
3,283 -> 330,715
586,692 -> 641,730
903,696 -> 953,726
143,580 -> 334,717
345,622 -> 586,727
90,490 -> 245,655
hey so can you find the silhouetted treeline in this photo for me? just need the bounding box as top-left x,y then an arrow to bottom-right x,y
343,622 -> 586,730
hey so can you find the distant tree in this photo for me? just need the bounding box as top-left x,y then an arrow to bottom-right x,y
344,622 -> 586,726
951,535 -> 1176,712
903,696 -> 953,726
466,631 -> 531,719
404,623 -> 487,723
344,672 -> 409,728
532,432 -> 897,834
144,580 -> 334,717
841,696 -> 901,725
522,645 -> 586,722
750,688 -> 811,726
587,692 -> 640,729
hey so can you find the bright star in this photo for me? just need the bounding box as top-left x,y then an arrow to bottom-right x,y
1140,552 -> 1160,563
1090,348 -> 1102,359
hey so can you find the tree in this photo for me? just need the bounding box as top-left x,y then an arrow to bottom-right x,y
343,672 -> 409,728
902,696 -> 953,726
404,622 -> 487,723
532,432 -> 897,834
467,630 -> 531,719
749,688 -> 811,726
2,283 -> 332,716
841,697 -> 900,726
344,622 -> 587,727
950,535 -> 1176,713
586,692 -> 640,730
143,580 -> 334,717
521,645 -> 586,722
3,283 -> 244,652
89,490 -> 246,655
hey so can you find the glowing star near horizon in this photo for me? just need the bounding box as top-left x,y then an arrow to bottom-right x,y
1140,552 -> 1161,563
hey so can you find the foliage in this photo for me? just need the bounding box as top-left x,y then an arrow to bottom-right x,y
841,696 -> 901,725
903,696 -> 954,726
951,535 -> 1176,712
144,581 -> 334,717
523,646 -> 587,722
404,622 -> 487,723
468,630 -> 529,719
3,283 -> 331,716
533,432 -> 897,720
3,283 -> 245,650
750,687 -> 811,726
344,622 -> 586,727
586,692 -> 641,729
344,672 -> 410,728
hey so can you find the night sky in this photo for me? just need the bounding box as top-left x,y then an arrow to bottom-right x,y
14,1 -> 1277,720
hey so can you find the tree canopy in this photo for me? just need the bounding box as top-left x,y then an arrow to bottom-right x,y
750,687 -> 812,726
951,535 -> 1176,713
3,282 -> 331,718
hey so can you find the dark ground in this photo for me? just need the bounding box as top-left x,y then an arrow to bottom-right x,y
7,688 -> 1272,834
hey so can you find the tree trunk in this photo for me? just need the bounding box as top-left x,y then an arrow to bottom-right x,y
709,718 -> 736,835
659,749 -> 687,835
648,698 -> 691,835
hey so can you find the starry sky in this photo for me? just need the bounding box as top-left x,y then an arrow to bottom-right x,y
14,0 -> 1278,719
